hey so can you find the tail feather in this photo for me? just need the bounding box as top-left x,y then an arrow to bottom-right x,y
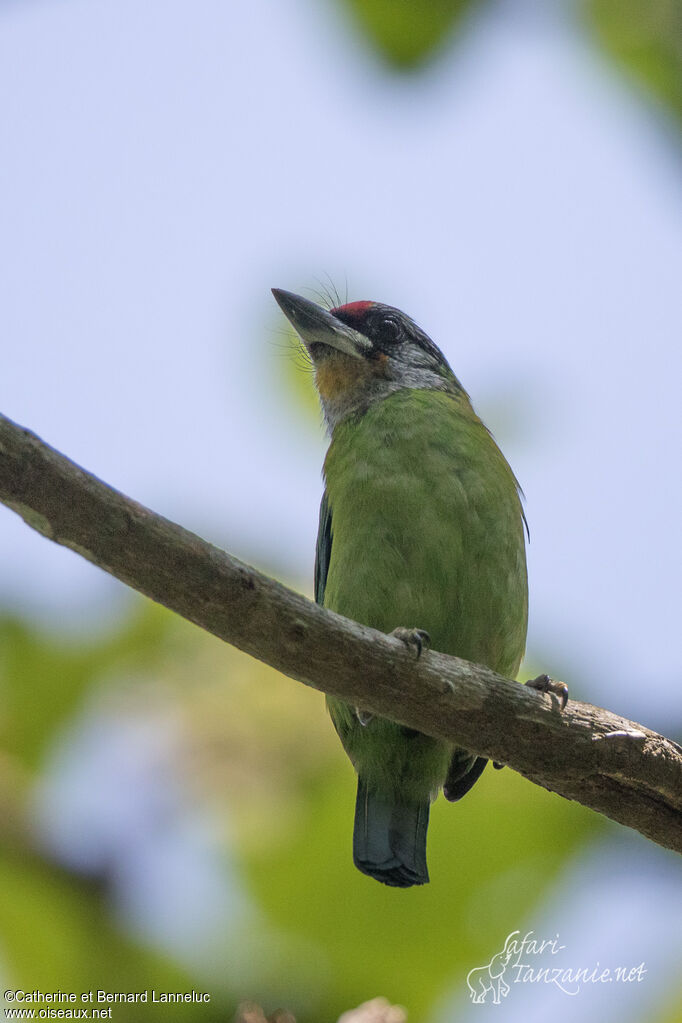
443,754 -> 488,802
353,777 -> 430,887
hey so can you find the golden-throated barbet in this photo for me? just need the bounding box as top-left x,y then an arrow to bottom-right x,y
273,288 -> 566,887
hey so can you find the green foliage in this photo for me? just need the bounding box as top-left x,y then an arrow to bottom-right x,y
336,0 -> 682,130
0,851 -> 211,1022
271,323 -> 321,425
584,0 -> 682,124
244,749 -> 603,1020
0,606 -> 239,1019
657,988 -> 682,1023
0,600 -> 608,1021
0,610 -> 171,770
338,0 -> 482,68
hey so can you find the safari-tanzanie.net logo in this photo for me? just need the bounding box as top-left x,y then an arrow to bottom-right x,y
466,930 -> 647,1004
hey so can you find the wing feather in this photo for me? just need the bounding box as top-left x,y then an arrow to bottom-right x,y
314,491 -> 333,605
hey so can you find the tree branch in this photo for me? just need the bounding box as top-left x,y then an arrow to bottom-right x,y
1,413 -> 680,854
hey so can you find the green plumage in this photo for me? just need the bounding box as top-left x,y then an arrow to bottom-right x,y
318,387 -> 528,883
271,284 -> 529,888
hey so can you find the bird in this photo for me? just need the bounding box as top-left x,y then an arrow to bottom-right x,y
272,287 -> 562,888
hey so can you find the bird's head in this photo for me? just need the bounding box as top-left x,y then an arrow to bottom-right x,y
272,288 -> 463,430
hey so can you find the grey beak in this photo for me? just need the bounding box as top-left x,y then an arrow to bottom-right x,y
272,289 -> 371,360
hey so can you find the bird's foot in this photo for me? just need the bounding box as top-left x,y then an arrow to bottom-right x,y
495,676 -> 568,772
390,627 -> 431,659
354,707 -> 373,726
525,673 -> 569,710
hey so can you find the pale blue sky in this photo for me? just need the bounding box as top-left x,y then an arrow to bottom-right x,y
1,0 -> 681,738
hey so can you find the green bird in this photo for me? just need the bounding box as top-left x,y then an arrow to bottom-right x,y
273,288 -> 552,888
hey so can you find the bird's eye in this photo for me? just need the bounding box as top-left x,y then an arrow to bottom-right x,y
381,317 -> 402,343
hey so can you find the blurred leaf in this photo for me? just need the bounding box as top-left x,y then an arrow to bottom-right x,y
338,0 -> 484,68
270,323 -> 321,425
0,604 -> 318,1017
655,985 -> 682,1023
0,605 -> 172,770
160,621 -> 604,1018
0,602 -> 620,1021
243,755 -> 604,1020
0,849 -> 224,1021
585,0 -> 682,124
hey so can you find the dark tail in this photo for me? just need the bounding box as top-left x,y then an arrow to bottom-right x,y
353,777 -> 430,888
443,754 -> 488,802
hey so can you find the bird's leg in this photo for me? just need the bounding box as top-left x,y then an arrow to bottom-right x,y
390,627 -> 431,659
494,674 -> 569,770
525,673 -> 569,710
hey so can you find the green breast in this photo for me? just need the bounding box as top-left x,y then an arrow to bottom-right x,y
323,388 -> 528,678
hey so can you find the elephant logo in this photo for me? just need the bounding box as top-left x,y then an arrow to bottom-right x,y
466,933 -> 516,1004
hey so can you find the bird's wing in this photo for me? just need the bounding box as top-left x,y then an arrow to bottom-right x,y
314,490 -> 333,605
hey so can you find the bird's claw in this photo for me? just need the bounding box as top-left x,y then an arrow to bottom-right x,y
525,673 -> 569,710
495,672 -> 568,771
390,627 -> 431,659
355,707 -> 373,726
